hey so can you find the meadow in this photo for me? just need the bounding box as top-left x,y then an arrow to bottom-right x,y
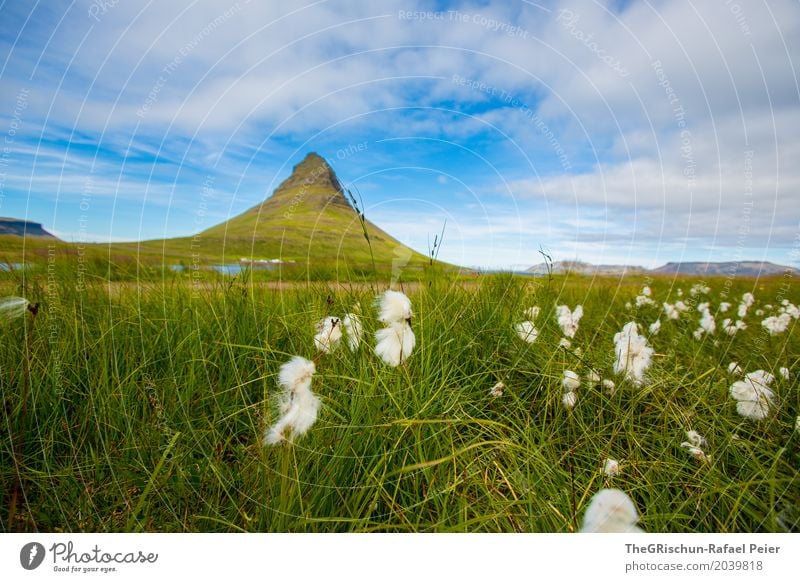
1,260 -> 798,532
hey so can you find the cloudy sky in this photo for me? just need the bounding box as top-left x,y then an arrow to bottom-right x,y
0,0 -> 798,269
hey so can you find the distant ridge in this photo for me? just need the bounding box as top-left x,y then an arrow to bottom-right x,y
526,259 -> 798,278
652,261 -> 799,277
0,217 -> 57,238
526,260 -> 646,276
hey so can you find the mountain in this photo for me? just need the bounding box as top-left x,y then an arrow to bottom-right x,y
526,260 -> 646,276
133,152 -> 429,271
652,261 -> 799,277
0,217 -> 57,238
524,259 -> 798,278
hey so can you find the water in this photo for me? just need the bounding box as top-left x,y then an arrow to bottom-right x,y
0,262 -> 29,272
168,263 -> 280,276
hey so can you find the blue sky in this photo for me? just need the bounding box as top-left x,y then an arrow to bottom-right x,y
0,0 -> 798,269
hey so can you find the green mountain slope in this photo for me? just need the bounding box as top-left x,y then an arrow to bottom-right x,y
136,152 -> 429,272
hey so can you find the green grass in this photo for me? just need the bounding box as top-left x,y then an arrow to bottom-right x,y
1,267 -> 798,532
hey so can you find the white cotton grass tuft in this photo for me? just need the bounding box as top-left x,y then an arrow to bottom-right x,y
722,318 -> 747,335
796,416 -> 800,434
737,292 -> 755,318
602,379 -> 616,395
313,316 -> 342,353
342,312 -> 363,351
375,322 -> 415,367
263,356 -> 320,445
0,296 -> 30,321
719,302 -> 731,313
602,458 -> 620,479
490,381 -> 505,397
761,313 -> 792,336
779,367 -> 790,380
515,321 -> 539,343
374,290 -> 415,367
613,322 -> 654,387
585,369 -> 601,384
727,362 -> 743,376
690,283 -> 711,297
648,319 -> 661,335
693,303 -> 716,339
681,430 -> 710,462
663,302 -> 679,320
579,489 -> 644,533
562,391 -> 577,409
729,370 -> 777,420
376,290 -> 413,324
562,370 -> 581,392
556,304 -> 583,338
559,337 -> 572,349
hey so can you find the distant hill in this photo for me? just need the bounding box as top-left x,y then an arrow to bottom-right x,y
129,152 -> 430,271
526,260 -> 646,276
651,261 -> 799,277
524,259 -> 798,278
0,217 -> 57,238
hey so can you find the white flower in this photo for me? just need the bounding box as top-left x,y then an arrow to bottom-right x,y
313,316 -> 342,353
613,322 -> 654,386
755,309 -> 764,316
602,379 -> 616,395
263,356 -> 320,445
524,306 -> 541,320
563,370 -> 581,392
779,367 -> 790,380
690,283 -> 711,297
625,302 -> 632,310
559,337 -> 572,349
603,458 -> 620,478
342,312 -> 363,351
762,313 -> 792,335
490,381 -> 505,397
556,304 -> 583,338
674,300 -> 689,312
719,302 -> 731,313
685,430 -> 706,448
515,321 -> 539,343
663,303 -> 679,320
376,290 -> 412,324
722,318 -> 746,335
737,292 -> 755,318
676,288 -> 683,297
641,286 -> 652,297
727,362 -> 743,376
374,321 -> 416,367
693,328 -> 704,340
580,489 -> 644,533
729,370 -> 776,420
0,296 -> 30,320
648,320 -> 661,335
698,305 -> 716,335
585,370 -> 601,384
681,428 -> 710,462
562,391 -> 577,409
635,294 -> 656,307
781,302 -> 800,319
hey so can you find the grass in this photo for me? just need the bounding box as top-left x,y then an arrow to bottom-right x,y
0,265 -> 798,532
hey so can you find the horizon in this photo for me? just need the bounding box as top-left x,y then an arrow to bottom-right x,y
1,1 -> 798,270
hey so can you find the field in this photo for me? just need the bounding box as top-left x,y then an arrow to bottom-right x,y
1,262 -> 798,533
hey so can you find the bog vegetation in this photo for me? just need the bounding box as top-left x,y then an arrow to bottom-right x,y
1,260 -> 798,532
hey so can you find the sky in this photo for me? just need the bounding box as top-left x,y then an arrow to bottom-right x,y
0,0 -> 798,270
